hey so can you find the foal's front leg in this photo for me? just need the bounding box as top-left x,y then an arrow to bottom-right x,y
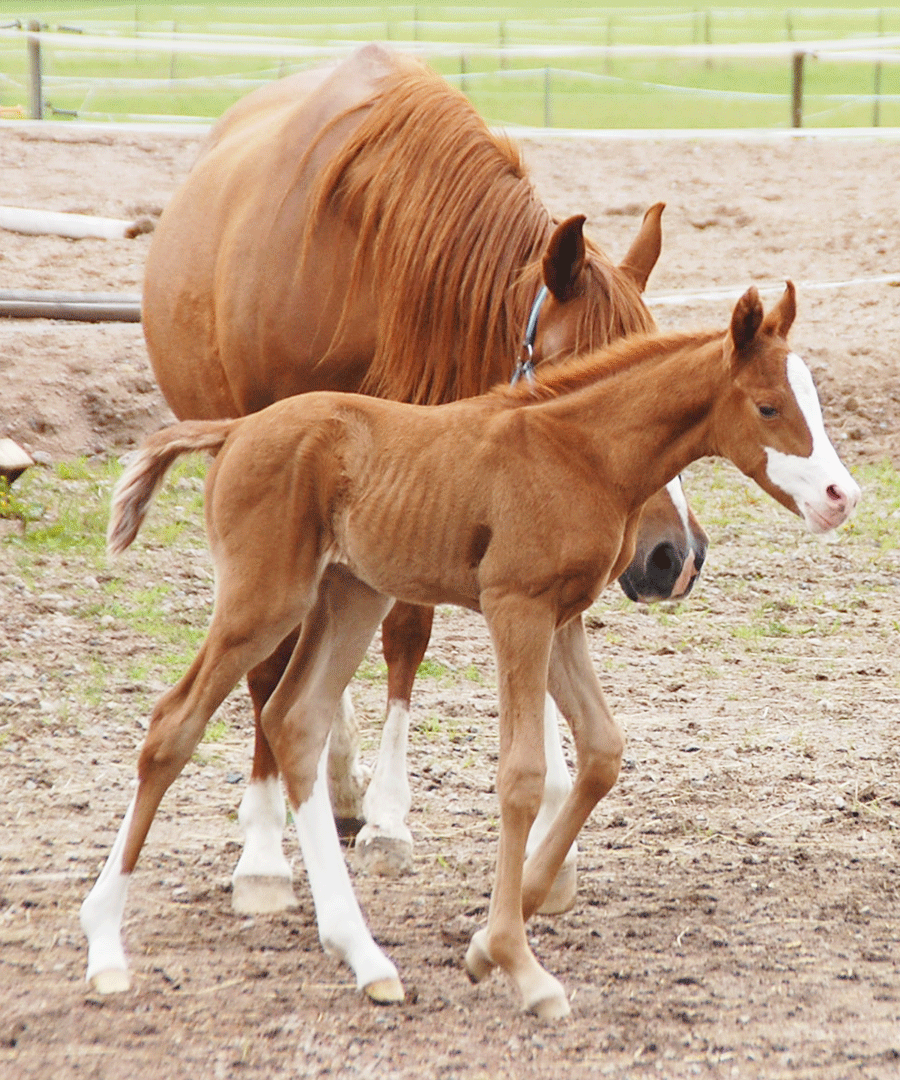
522,616 -> 625,919
81,624 -> 291,993
233,624 -> 369,914
465,615 -> 625,1004
464,595 -> 570,1020
525,694 -> 578,915
259,567 -> 402,1003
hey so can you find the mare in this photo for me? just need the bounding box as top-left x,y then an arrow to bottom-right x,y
141,43 -> 707,904
141,43 -> 708,901
82,282 -> 859,1019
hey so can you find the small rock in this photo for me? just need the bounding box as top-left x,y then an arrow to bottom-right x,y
0,438 -> 34,483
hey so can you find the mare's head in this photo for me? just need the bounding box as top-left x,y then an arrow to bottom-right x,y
525,204 -> 663,369
523,205 -> 709,603
619,477 -> 709,603
716,282 -> 860,532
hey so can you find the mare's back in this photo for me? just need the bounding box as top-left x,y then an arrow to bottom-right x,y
142,45 -> 402,420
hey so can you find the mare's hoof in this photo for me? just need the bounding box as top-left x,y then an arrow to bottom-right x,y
528,989 -> 572,1022
335,816 -> 365,841
464,930 -> 495,984
231,875 -> 298,915
537,861 -> 577,915
352,835 -> 413,878
89,968 -> 131,995
364,976 -> 405,1004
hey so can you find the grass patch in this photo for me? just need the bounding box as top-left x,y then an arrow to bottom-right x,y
2,3 -> 898,128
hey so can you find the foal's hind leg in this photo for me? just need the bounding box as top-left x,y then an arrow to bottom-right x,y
81,612 -> 298,993
353,601 -> 434,877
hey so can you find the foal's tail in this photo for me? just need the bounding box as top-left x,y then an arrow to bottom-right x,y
108,419 -> 237,556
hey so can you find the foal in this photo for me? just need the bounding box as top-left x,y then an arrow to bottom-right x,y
82,283 -> 858,1019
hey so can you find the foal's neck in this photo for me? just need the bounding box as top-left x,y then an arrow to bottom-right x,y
541,332 -> 725,509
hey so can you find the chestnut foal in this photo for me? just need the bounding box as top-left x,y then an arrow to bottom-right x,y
82,283 -> 858,1019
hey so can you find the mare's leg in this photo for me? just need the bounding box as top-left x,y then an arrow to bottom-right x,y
259,566 -> 402,1002
525,694 -> 578,915
464,595 -> 569,1020
354,601 -> 434,876
80,599 -> 305,993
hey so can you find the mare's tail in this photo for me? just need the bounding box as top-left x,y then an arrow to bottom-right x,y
108,419 -> 237,556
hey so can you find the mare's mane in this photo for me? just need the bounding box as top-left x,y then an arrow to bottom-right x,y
299,55 -> 655,406
492,327 -> 725,406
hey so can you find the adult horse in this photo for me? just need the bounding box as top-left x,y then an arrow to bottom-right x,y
83,282 -> 859,1017
141,43 -> 707,908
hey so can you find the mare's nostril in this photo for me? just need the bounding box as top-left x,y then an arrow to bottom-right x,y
646,542 -> 679,591
650,543 -> 675,572
826,484 -> 844,504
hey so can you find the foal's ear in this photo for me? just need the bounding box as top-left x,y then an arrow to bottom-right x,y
619,202 -> 664,292
730,286 -> 764,353
542,214 -> 586,302
761,280 -> 796,339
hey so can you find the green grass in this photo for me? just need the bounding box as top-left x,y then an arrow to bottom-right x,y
1,3 -> 898,127
3,454 -> 210,691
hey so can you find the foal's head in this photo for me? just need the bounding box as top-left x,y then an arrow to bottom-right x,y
717,282 -> 860,533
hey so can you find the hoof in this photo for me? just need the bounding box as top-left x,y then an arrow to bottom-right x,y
527,988 -> 571,1022
231,875 -> 298,915
537,860 -> 577,915
364,976 -> 405,1004
89,968 -> 131,995
464,930 -> 495,984
352,835 -> 413,878
335,816 -> 365,842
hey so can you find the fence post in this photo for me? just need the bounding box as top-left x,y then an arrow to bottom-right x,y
873,63 -> 882,126
791,52 -> 804,128
27,20 -> 42,119
874,7 -> 884,125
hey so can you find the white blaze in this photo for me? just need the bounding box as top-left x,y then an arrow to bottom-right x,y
665,475 -> 691,534
765,353 -> 860,533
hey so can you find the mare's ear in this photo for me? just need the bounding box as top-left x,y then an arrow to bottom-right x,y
730,286 -> 764,354
542,214 -> 586,301
619,202 -> 664,292
761,280 -> 796,339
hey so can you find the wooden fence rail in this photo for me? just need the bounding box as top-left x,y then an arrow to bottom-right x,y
6,26 -> 900,129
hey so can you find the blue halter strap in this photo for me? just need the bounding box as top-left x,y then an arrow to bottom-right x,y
511,285 -> 549,386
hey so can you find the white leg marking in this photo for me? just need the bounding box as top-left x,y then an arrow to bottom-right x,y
293,739 -> 403,1000
526,694 -> 577,914
80,795 -> 135,993
354,699 -> 413,872
327,689 -> 370,822
232,777 -> 293,883
766,353 -> 861,532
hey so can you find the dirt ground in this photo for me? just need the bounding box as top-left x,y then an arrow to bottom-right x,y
1,122 -> 899,1079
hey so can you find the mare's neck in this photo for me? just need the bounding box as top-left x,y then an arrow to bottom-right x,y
539,333 -> 725,510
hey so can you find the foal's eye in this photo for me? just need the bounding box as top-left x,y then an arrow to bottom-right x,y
758,404 -> 778,419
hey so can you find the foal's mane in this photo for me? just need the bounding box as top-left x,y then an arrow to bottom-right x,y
492,327 -> 724,405
300,54 -> 654,406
